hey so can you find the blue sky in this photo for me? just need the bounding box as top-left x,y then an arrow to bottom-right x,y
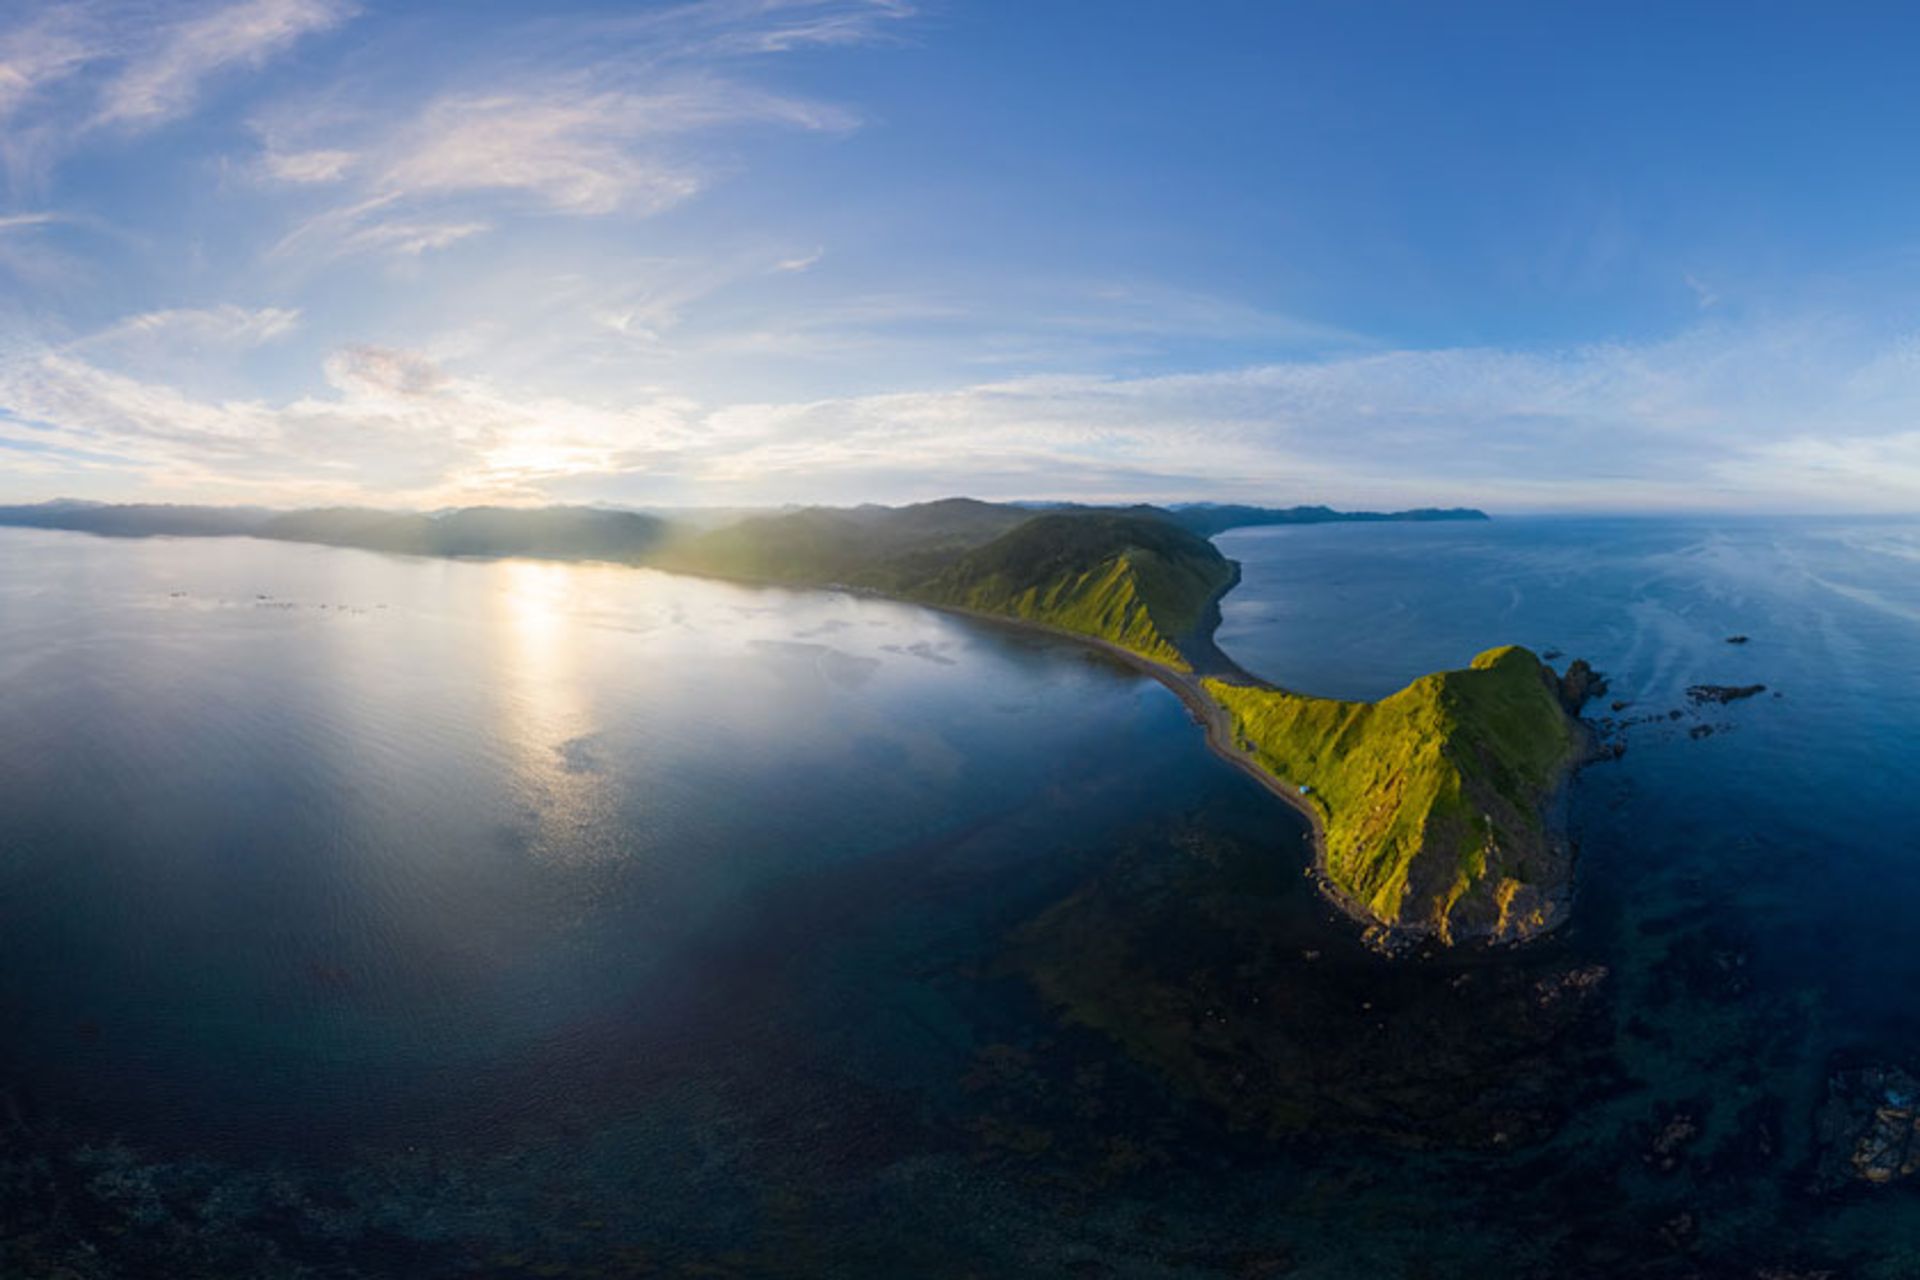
3,1 -> 1919,511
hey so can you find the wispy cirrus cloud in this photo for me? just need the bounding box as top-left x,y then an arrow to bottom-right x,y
586,0 -> 914,58
336,215 -> 491,259
0,0 -> 354,191
92,0 -> 356,130
257,2 -> 896,262
268,77 -> 858,261
71,303 -> 301,354
383,81 -> 852,215
259,145 -> 354,184
0,208 -> 110,291
0,212 -> 67,232
0,7 -> 99,123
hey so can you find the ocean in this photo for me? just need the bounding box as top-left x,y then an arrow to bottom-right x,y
2,516 -> 1917,1277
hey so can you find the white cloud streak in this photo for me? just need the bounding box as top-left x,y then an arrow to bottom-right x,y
270,75 -> 856,261
72,304 -> 301,354
0,0 -> 353,190
261,145 -> 354,183
93,0 -> 356,129
253,1 -> 884,263
0,7 -> 99,123
0,337 -> 696,503
6,312 -> 1920,511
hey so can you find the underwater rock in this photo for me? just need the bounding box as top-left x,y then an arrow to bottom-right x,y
1534,964 -> 1608,1009
1642,1105 -> 1703,1173
1812,1064 -> 1920,1189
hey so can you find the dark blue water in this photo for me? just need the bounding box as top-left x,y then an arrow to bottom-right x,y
3,518 -> 1918,1277
1219,516 -> 1920,1034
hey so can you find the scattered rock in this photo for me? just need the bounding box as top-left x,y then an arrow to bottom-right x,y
1813,1064 -> 1920,1190
1687,683 -> 1766,705
1534,964 -> 1608,1009
1557,659 -> 1610,713
1609,699 -> 1632,712
1689,724 -> 1716,740
1643,1106 -> 1703,1172
1725,634 -> 1749,644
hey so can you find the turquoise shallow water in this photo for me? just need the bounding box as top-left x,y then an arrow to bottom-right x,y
2,517 -> 1919,1277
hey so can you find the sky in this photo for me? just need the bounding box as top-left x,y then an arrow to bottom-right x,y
3,1 -> 1920,513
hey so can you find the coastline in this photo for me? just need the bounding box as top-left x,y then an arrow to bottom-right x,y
1,522 -> 1578,949
895,578 -> 1389,934
902,571 -> 1589,952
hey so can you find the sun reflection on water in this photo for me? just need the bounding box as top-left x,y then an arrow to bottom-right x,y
488,559 -> 621,866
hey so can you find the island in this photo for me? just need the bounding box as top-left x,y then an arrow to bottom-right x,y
0,496 -> 1592,947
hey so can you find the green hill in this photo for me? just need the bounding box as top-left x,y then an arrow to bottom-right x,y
914,513 -> 1234,669
1206,645 -> 1585,944
664,502 -> 1235,669
655,497 -> 1029,588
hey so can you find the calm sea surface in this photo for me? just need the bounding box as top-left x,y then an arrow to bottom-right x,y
2,517 -> 1918,1277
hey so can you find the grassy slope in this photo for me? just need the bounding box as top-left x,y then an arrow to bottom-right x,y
666,504 -> 1236,670
913,514 -> 1236,669
1206,645 -> 1582,942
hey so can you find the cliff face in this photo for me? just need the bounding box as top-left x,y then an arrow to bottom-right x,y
1207,646 -> 1587,945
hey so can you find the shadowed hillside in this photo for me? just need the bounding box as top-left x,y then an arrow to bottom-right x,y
0,501 -> 273,538
0,502 -> 669,563
261,506 -> 669,562
655,497 -> 1030,589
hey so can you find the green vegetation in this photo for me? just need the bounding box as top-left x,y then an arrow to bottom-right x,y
654,497 -> 1030,589
916,513 -> 1234,668
1206,645 -> 1584,943
664,502 -> 1236,668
